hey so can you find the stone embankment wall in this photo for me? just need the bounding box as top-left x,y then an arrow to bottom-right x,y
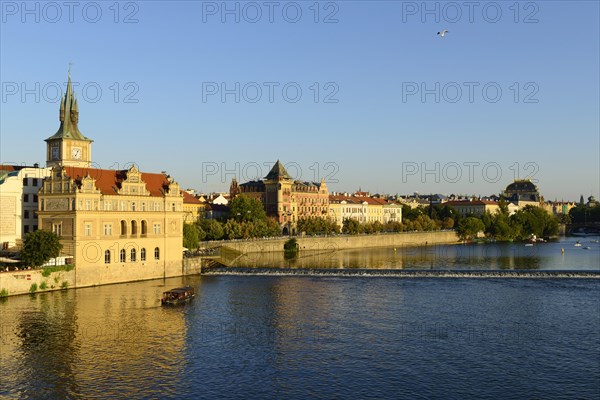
0,268 -> 76,298
220,231 -> 458,254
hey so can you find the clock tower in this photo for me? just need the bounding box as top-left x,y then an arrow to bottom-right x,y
45,71 -> 93,167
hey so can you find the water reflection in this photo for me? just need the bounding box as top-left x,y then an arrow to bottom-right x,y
226,237 -> 599,271
0,276 -> 199,399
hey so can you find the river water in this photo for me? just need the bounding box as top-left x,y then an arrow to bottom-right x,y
1,237 -> 599,399
230,236 -> 600,271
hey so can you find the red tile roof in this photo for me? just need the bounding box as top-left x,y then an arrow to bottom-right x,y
183,191 -> 202,204
64,167 -> 172,197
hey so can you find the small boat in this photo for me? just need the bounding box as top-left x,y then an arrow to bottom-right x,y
574,241 -> 582,247
524,243 -> 534,247
161,286 -> 195,306
583,246 -> 592,250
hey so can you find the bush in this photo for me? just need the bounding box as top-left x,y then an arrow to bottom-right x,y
29,283 -> 38,293
0,289 -> 8,298
40,281 -> 48,290
284,238 -> 298,259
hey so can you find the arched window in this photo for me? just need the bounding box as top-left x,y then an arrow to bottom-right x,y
104,250 -> 111,264
120,220 -> 127,236
131,248 -> 137,262
141,220 -> 147,236
154,247 -> 160,260
120,249 -> 126,262
131,220 -> 138,236
140,248 -> 146,261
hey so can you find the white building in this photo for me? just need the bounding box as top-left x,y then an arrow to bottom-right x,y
0,165 -> 51,249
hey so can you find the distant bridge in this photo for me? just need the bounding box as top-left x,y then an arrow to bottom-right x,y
566,222 -> 600,236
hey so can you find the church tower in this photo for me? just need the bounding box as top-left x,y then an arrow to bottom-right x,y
45,71 -> 93,167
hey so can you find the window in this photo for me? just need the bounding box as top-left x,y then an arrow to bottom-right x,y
131,220 -> 137,235
23,178 -> 28,186
141,220 -> 148,235
154,247 -> 160,260
131,202 -> 136,211
141,248 -> 146,261
120,249 -> 126,262
32,178 -> 38,186
141,202 -> 146,211
24,210 -> 30,219
131,248 -> 137,262
24,225 -> 30,234
105,250 -> 111,264
23,194 -> 29,202
120,220 -> 127,236
52,223 -> 62,236
172,203 -> 176,212
85,223 -> 91,236
153,223 -> 161,234
33,225 -> 38,231
154,202 -> 160,211
104,224 -> 112,236
85,200 -> 91,210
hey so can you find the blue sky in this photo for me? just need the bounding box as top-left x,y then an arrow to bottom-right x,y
1,0 -> 598,201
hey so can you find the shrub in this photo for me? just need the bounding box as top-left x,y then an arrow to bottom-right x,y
29,283 -> 38,293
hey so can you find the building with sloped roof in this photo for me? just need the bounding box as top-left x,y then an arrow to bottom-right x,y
233,160 -> 329,234
34,72 -> 184,286
328,194 -> 402,228
503,179 -> 541,207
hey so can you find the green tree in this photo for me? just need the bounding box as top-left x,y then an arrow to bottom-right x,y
511,206 -> 559,239
21,230 -> 63,268
343,218 -> 362,234
183,223 -> 200,250
223,219 -> 243,239
229,195 -> 267,222
199,219 -> 224,240
457,217 -> 485,241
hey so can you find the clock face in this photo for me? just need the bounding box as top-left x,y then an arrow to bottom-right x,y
51,145 -> 59,160
71,147 -> 82,160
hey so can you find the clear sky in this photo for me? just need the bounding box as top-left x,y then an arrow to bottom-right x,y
1,0 -> 598,201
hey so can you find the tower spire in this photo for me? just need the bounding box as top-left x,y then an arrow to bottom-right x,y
46,70 -> 91,142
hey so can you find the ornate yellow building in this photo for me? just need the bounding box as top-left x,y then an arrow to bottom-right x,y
37,73 -> 184,286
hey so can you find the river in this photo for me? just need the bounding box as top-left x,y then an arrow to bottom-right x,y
0,237 -> 598,399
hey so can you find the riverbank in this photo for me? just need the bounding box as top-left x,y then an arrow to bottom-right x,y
217,230 -> 459,254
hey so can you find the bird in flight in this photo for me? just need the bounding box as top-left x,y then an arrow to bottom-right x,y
437,30 -> 449,37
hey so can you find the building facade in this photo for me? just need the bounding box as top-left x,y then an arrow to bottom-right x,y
234,161 -> 329,234
328,194 -> 402,228
444,200 -> 500,217
35,73 -> 184,285
0,165 -> 51,248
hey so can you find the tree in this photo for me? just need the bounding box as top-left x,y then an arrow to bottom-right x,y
21,230 -> 63,268
456,217 -> 485,241
229,195 -> 267,222
343,218 -> 361,234
199,219 -> 224,240
223,219 -> 243,239
183,223 -> 200,250
511,205 -> 559,239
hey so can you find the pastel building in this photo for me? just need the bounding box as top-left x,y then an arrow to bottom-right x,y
232,161 -> 329,234
35,73 -> 184,285
0,165 -> 51,248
